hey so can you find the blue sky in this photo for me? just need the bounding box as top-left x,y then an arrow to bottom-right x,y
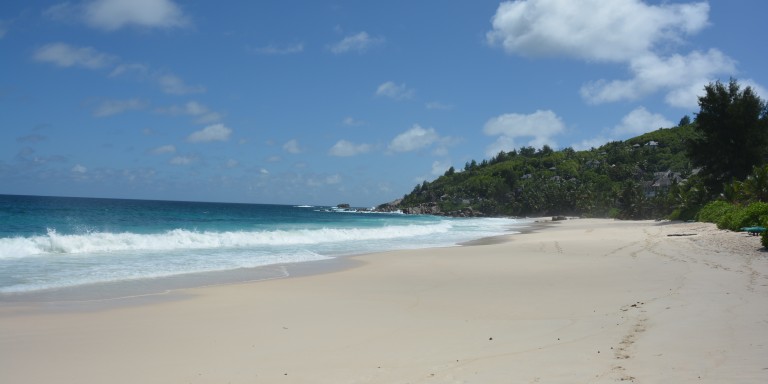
1,0 -> 766,207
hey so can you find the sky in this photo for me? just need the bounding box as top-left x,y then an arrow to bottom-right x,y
1,0 -> 766,207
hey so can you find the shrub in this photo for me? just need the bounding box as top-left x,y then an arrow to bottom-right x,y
727,202 -> 768,231
697,200 -> 737,228
762,231 -> 768,248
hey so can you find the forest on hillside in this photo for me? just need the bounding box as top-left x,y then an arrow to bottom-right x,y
382,80 -> 768,221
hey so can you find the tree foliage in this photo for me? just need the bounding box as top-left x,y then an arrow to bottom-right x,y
687,79 -> 768,194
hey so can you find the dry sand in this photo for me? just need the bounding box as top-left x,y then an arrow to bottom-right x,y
1,219 -> 767,383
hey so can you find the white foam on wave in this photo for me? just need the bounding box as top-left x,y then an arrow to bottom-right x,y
0,249 -> 329,293
0,221 -> 454,260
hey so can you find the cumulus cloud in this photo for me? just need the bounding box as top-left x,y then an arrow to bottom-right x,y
92,98 -> 147,117
330,32 -> 384,54
486,0 -> 750,108
45,0 -> 190,31
329,140 -> 371,157
610,106 -> 674,137
389,124 -> 441,152
187,124 -> 232,143
376,81 -> 415,100
487,0 -> 708,62
33,43 -> 116,69
581,49 -> 737,108
283,139 -> 302,154
483,110 -> 565,156
71,164 -> 87,173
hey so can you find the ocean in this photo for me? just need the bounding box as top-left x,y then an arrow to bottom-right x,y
0,194 -> 531,298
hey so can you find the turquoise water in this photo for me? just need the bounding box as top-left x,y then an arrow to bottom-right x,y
0,195 -> 530,294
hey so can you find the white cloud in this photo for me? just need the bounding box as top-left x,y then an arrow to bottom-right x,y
34,43 -> 208,98
283,139 -> 302,154
431,160 -> 452,176
486,0 -> 747,109
225,159 -> 239,168
157,101 -> 221,124
483,110 -> 565,156
330,32 -> 384,54
151,144 -> 176,154
157,73 -> 205,95
187,124 -> 232,143
611,107 -> 673,137
742,80 -> 768,102
108,63 -> 149,77
389,124 -> 440,152
581,49 -> 737,108
46,0 -> 189,31
251,43 -> 304,55
571,136 -> 611,151
376,81 -> 415,100
170,155 -> 194,165
329,140 -> 371,157
71,164 -> 87,173
33,43 -> 116,69
487,0 -> 709,62
342,116 -> 365,126
325,174 -> 342,184
92,98 -> 147,117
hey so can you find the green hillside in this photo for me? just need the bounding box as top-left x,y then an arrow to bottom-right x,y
384,123 -> 697,219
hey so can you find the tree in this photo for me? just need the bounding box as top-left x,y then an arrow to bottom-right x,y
687,79 -> 768,194
678,115 -> 691,126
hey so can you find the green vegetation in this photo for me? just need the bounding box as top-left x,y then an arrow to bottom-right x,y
387,79 -> 768,226
687,79 -> 768,194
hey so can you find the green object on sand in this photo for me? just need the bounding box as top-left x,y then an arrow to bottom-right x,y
740,226 -> 766,235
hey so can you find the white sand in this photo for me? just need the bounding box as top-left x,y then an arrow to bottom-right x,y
1,219 -> 767,383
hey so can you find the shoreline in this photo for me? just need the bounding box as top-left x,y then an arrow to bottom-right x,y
2,218 -> 766,383
0,217 -> 539,307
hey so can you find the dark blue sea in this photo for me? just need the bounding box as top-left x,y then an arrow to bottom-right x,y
0,195 -> 530,295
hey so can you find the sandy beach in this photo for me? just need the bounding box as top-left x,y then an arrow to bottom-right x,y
1,218 -> 767,383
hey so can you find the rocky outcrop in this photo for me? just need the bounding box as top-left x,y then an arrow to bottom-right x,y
401,203 -> 441,215
375,199 -> 490,217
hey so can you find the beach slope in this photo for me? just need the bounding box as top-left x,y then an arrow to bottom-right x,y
1,219 -> 767,383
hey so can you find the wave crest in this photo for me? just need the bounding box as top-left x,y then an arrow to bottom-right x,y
0,222 -> 453,259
